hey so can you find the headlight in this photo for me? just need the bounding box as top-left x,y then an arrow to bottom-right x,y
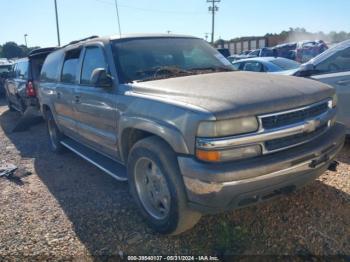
197,117 -> 259,137
196,145 -> 262,162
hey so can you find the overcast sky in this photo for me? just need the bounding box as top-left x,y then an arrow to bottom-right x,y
1,0 -> 349,47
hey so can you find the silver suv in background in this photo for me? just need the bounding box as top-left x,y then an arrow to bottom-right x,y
38,34 -> 346,235
296,39 -> 350,133
4,48 -> 56,114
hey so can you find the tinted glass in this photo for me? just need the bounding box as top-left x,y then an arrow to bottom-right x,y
16,61 -> 29,79
111,38 -> 234,82
41,50 -> 64,82
315,47 -> 350,74
31,56 -> 46,81
61,49 -> 81,84
81,47 -> 106,85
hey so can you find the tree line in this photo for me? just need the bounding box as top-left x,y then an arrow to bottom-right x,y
217,28 -> 350,45
0,42 -> 40,59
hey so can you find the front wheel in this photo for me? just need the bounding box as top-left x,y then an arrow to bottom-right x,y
127,136 -> 201,235
46,110 -> 65,153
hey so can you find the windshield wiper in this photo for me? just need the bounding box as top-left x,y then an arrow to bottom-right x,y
188,66 -> 234,72
135,66 -> 193,82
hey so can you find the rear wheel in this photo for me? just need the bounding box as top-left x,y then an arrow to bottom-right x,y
46,110 -> 65,153
127,136 -> 201,235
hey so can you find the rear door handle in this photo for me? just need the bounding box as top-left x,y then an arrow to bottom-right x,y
336,79 -> 350,86
75,95 -> 81,103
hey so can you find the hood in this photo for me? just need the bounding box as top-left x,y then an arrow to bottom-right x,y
130,71 -> 334,120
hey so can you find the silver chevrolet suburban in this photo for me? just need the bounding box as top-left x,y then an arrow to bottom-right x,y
38,34 -> 346,235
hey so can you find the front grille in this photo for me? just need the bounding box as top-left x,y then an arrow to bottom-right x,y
261,102 -> 329,130
265,124 -> 328,151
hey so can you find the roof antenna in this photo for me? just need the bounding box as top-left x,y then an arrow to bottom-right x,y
114,0 -> 122,38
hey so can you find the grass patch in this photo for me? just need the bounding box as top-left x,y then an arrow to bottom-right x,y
215,220 -> 249,256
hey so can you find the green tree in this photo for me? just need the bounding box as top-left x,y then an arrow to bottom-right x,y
2,42 -> 24,59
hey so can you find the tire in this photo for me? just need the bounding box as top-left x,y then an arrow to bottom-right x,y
127,136 -> 201,235
46,110 -> 65,153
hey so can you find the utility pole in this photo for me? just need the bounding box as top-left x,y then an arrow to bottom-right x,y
54,0 -> 61,46
114,0 -> 122,37
24,34 -> 28,47
207,0 -> 220,45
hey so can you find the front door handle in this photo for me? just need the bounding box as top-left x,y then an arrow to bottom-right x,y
75,95 -> 81,103
336,79 -> 350,86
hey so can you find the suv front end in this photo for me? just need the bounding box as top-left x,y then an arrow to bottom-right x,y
179,96 -> 346,213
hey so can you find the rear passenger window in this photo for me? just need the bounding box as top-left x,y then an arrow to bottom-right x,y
81,47 -> 106,85
61,48 -> 82,84
41,50 -> 64,82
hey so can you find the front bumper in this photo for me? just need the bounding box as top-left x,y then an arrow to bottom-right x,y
178,123 -> 346,214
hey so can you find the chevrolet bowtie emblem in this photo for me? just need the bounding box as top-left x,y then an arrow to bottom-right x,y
303,119 -> 321,133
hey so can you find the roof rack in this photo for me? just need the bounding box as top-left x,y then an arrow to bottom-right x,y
63,35 -> 99,47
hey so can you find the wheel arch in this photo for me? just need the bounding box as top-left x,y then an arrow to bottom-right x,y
119,117 -> 189,163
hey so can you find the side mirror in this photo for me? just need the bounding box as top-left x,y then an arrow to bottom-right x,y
91,68 -> 113,88
297,63 -> 317,77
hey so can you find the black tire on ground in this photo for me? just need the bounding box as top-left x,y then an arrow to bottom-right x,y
46,110 -> 65,153
127,136 -> 201,235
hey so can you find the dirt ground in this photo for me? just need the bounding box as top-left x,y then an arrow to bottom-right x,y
0,98 -> 349,260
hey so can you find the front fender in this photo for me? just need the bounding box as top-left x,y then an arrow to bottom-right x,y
119,116 -> 190,157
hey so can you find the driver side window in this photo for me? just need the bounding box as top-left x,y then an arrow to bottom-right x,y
81,46 -> 107,86
315,47 -> 350,74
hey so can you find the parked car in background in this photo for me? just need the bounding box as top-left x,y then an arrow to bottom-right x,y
0,63 -> 12,96
4,47 -> 56,113
217,48 -> 231,57
38,34 -> 345,235
227,48 -> 275,63
272,43 -> 297,60
249,48 -> 274,57
231,57 -> 301,74
295,40 -> 328,63
294,39 -> 350,133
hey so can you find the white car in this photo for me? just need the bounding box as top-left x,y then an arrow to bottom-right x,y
295,40 -> 350,133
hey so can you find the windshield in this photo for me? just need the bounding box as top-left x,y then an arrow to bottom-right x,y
270,58 -> 300,70
111,37 -> 234,83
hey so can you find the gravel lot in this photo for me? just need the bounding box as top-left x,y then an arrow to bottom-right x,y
0,98 -> 349,260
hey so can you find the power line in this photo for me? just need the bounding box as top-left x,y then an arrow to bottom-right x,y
207,0 -> 220,44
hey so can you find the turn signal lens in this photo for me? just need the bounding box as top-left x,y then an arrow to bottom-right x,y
196,145 -> 262,162
196,150 -> 221,162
